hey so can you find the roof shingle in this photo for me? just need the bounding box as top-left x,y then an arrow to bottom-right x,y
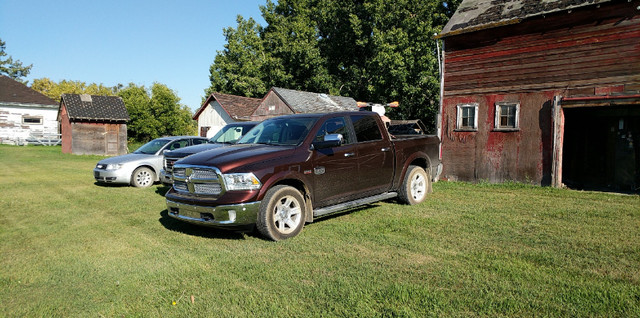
439,0 -> 613,38
272,87 -> 357,113
61,94 -> 129,122
193,93 -> 262,120
0,75 -> 58,106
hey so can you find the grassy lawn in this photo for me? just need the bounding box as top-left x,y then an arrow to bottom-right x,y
0,145 -> 638,317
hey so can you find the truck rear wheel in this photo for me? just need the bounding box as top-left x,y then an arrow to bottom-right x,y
399,165 -> 431,205
257,185 -> 306,241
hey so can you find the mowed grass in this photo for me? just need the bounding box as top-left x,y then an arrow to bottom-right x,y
0,145 -> 638,317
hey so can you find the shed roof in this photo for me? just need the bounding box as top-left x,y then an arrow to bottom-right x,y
194,92 -> 262,120
271,87 -> 357,113
0,75 -> 58,107
60,94 -> 129,122
438,0 -> 613,38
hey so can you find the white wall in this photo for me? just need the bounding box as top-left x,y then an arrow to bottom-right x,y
0,103 -> 59,145
197,101 -> 235,138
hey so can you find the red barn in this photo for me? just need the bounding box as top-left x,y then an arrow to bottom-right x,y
437,0 -> 640,192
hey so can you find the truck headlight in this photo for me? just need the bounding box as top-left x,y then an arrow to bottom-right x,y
223,173 -> 261,191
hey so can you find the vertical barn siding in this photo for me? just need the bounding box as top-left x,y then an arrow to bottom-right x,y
251,92 -> 294,121
441,2 -> 640,184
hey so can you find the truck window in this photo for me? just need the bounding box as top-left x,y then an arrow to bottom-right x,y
238,118 -> 317,146
350,114 -> 382,142
314,117 -> 353,144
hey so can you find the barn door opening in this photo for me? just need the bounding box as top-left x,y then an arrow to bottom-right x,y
562,105 -> 640,193
105,124 -> 119,156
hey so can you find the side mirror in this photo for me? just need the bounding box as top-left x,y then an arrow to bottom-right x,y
312,134 -> 343,149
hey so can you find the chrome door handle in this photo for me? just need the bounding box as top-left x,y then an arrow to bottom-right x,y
344,152 -> 355,157
381,147 -> 391,152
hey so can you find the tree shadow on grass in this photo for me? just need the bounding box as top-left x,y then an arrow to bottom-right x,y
158,209 -> 253,240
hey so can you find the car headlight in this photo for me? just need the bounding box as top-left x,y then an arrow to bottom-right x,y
100,163 -> 122,170
223,173 -> 261,191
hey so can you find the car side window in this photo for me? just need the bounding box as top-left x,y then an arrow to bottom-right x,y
314,117 -> 353,144
192,138 -> 207,145
350,114 -> 382,142
168,140 -> 189,150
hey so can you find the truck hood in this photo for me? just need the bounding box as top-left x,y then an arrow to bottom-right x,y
176,144 -> 295,173
164,143 -> 227,159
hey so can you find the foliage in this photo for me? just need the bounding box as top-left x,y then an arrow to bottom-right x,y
118,83 -> 196,142
206,0 -> 463,130
31,77 -> 118,102
0,38 -> 33,83
1,145 -> 639,317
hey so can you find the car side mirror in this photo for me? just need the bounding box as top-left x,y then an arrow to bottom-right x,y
312,133 -> 343,149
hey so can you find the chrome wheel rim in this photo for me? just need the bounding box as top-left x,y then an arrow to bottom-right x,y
273,195 -> 302,234
136,170 -> 152,187
411,172 -> 426,202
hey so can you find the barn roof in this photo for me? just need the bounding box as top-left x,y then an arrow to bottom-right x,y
438,0 -> 614,38
60,94 -> 129,122
194,92 -> 262,121
271,87 -> 357,113
0,75 -> 58,107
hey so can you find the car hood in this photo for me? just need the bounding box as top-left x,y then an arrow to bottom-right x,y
177,144 -> 295,173
164,143 -> 227,159
97,153 -> 158,165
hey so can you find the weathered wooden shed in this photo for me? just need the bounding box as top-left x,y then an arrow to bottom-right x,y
251,87 -> 357,121
59,94 -> 129,155
192,93 -> 261,138
437,0 -> 640,192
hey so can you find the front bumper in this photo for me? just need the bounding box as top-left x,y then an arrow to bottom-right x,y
93,168 -> 131,184
166,199 -> 261,228
160,169 -> 173,185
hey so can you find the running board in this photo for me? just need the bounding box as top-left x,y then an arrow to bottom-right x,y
313,192 -> 398,218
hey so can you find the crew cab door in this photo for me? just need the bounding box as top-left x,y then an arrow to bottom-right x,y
310,116 -> 360,208
349,114 -> 394,196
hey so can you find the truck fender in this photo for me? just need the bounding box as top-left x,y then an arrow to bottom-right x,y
256,170 -> 314,223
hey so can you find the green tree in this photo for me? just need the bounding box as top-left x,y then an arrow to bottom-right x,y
205,0 -> 461,130
118,83 -> 196,142
0,38 -> 33,83
31,78 -> 117,101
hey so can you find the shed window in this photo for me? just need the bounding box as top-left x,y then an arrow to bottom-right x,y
494,102 -> 520,131
22,116 -> 43,125
456,104 -> 478,131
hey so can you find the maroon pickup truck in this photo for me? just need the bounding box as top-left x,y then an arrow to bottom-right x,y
165,111 -> 441,240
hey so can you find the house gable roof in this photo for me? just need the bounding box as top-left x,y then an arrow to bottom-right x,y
193,93 -> 262,120
438,0 -> 613,38
0,75 -> 58,107
60,94 -> 129,122
271,87 -> 357,113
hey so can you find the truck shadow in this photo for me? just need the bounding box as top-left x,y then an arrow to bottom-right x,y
158,210 -> 250,240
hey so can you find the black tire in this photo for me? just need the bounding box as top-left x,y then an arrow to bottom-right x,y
398,165 -> 431,205
131,167 -> 155,188
257,185 -> 306,241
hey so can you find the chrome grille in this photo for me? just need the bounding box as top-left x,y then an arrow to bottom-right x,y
172,165 -> 224,196
164,158 -> 179,172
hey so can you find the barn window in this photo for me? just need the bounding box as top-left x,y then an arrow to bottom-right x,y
494,102 -> 520,131
22,116 -> 43,125
456,104 -> 478,131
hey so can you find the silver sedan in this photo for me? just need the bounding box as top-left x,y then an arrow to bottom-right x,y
93,136 -> 208,187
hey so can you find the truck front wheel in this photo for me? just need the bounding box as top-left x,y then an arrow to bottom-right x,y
257,185 -> 306,241
399,165 -> 431,205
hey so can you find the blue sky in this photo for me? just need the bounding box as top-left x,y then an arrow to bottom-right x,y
0,0 -> 267,112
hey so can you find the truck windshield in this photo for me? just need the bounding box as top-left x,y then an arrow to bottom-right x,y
209,125 -> 249,144
237,118 -> 317,146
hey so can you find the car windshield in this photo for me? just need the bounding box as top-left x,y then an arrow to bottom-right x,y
133,139 -> 171,155
209,125 -> 250,144
237,118 -> 317,146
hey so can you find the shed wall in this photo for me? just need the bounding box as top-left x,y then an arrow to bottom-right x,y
251,91 -> 294,121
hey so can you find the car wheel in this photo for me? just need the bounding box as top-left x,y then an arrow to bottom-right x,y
131,167 -> 155,188
257,185 -> 306,241
398,165 -> 431,205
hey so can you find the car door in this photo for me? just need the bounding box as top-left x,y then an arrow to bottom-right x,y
350,114 -> 394,196
311,116 -> 360,208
